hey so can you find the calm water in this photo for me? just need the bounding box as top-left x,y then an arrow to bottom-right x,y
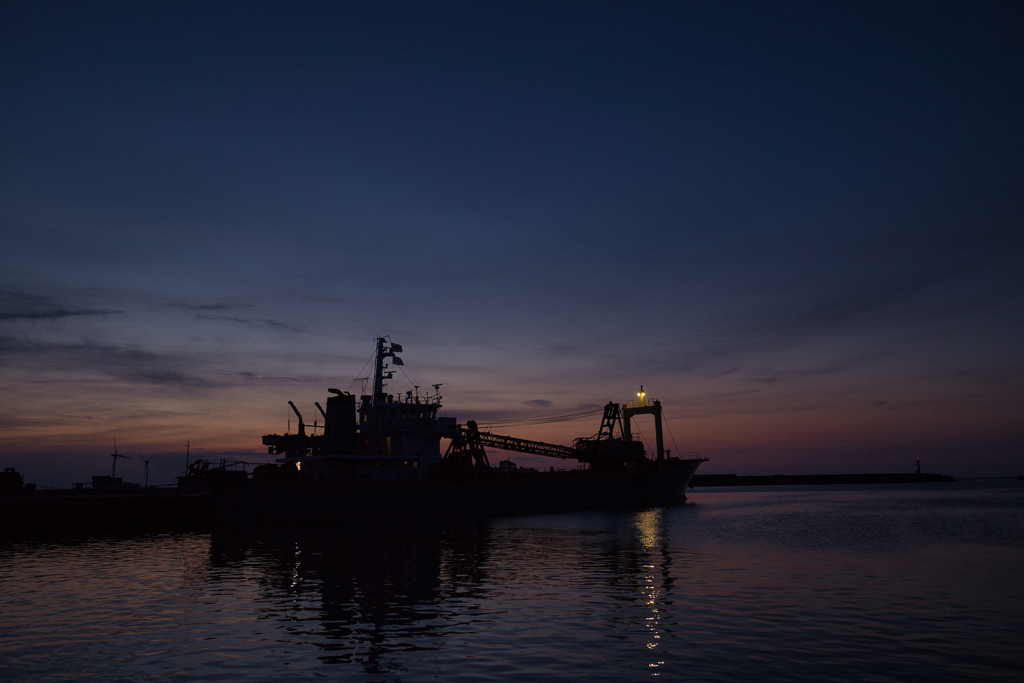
2,481 -> 1022,682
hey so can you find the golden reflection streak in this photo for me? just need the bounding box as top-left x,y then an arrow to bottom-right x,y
633,508 -> 667,675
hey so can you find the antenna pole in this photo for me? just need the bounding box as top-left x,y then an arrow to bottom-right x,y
373,336 -> 386,402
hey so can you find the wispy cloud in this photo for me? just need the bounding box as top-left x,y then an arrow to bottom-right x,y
191,303 -> 254,311
0,289 -> 120,321
118,369 -> 208,387
522,399 -> 554,408
218,370 -> 329,385
708,389 -> 760,399
195,314 -> 303,331
734,262 -> 980,345
0,336 -> 210,388
0,307 -> 120,321
741,352 -> 887,386
164,300 -> 256,312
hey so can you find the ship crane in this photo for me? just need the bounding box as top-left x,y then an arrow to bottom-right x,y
475,426 -> 578,460
441,419 -> 580,470
287,401 -> 305,438
441,400 -> 658,470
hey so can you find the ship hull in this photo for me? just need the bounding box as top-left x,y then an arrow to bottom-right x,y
217,459 -> 703,526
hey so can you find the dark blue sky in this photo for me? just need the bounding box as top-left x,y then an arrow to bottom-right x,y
2,1 -> 1022,484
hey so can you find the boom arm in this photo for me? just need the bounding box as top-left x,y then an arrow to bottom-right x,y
288,401 -> 305,438
474,428 -> 578,460
441,403 -> 654,471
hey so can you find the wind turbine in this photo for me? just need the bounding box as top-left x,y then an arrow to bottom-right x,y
110,438 -> 130,479
138,452 -> 158,488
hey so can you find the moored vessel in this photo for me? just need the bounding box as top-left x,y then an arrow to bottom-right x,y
215,337 -> 706,523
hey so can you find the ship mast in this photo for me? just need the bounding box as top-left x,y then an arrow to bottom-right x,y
372,336 -> 403,405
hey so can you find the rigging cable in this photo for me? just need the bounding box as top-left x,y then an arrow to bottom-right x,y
662,408 -> 682,456
480,407 -> 605,429
632,422 -> 653,457
485,407 -> 604,424
347,346 -> 377,394
397,364 -> 419,393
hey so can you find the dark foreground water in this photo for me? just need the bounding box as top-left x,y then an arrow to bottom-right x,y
2,481 -> 1022,682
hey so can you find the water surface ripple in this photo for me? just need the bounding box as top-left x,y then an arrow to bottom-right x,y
2,481 -> 1021,681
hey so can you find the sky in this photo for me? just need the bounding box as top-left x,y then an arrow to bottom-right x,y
1,1 -> 1022,486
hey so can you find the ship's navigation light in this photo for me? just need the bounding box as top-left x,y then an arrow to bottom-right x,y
638,385 -> 646,407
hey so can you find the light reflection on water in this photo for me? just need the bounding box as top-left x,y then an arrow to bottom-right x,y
1,481 -> 1022,682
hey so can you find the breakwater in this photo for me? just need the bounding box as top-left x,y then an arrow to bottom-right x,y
690,472 -> 957,487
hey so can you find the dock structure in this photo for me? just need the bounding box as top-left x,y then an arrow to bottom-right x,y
0,488 -> 215,535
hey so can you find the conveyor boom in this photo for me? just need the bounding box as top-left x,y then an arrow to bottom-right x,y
475,429 -> 578,460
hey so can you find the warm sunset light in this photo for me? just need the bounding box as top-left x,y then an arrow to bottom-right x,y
0,4 -> 1020,490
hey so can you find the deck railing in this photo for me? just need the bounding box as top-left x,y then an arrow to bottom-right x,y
623,398 -> 657,409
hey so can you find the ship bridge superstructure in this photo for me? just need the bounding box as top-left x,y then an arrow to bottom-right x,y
261,337 -> 455,474
358,338 -> 444,438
